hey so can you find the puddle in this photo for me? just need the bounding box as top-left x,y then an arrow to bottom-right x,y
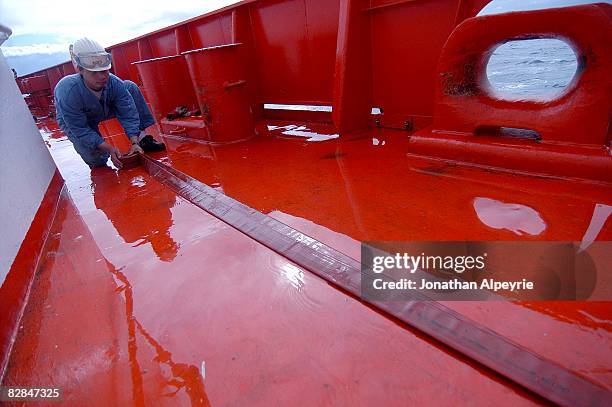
473,197 -> 546,236
267,124 -> 339,142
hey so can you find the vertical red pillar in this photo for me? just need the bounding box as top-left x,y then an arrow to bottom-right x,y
110,48 -> 127,80
175,26 -> 193,54
332,0 -> 372,133
230,6 -> 263,119
138,39 -> 153,61
231,9 -> 238,44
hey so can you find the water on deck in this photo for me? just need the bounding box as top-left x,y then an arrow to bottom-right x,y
3,118 -> 611,405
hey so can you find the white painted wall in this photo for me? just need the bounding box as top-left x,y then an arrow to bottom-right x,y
0,24 -> 57,286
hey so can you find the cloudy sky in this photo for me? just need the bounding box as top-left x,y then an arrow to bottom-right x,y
1,0 -> 608,75
0,0 -> 241,75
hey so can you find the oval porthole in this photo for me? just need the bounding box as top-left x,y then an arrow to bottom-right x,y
485,38 -> 578,101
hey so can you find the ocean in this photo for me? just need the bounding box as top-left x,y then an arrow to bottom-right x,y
486,38 -> 578,99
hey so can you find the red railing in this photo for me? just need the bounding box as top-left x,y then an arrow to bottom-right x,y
16,0 -> 491,130
14,0 -> 612,181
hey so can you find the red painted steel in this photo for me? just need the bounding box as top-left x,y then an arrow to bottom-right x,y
0,171 -> 63,380
17,75 -> 49,94
264,108 -> 333,123
33,93 -> 49,107
454,0 -> 494,23
45,67 -> 63,91
137,39 -> 153,61
5,1 -> 612,403
433,3 -> 611,145
183,43 -> 255,143
148,34 -> 177,59
407,136 -> 612,183
232,6 -> 264,120
137,120 -> 612,397
5,126 -> 548,405
250,0 -> 340,106
188,11 -> 233,49
110,47 -> 131,83
11,0 -> 611,178
58,61 -> 75,76
409,3 -> 612,182
332,0 -> 373,132
142,155 -> 611,406
16,0 -> 490,129
114,42 -> 143,85
159,117 -> 209,141
11,118 -> 610,405
174,26 -> 193,54
369,0 -> 489,130
134,55 -> 199,123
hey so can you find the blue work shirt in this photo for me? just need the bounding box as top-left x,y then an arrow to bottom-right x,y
54,73 -> 140,151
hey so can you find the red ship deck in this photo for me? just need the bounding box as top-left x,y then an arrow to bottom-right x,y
4,1 -> 612,405
2,118 -> 611,405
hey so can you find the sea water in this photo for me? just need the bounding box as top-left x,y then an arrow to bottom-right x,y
486,38 -> 578,100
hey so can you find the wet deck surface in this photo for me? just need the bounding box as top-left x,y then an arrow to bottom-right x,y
3,119 -> 611,405
155,120 -> 612,386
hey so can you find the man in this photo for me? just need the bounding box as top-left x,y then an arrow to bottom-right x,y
54,37 -> 164,169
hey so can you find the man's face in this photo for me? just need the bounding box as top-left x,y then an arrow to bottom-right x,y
80,68 -> 110,91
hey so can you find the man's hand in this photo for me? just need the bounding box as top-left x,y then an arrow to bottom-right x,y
98,142 -> 123,169
128,136 -> 144,155
128,143 -> 144,155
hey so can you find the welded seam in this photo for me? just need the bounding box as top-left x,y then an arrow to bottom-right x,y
142,155 -> 611,407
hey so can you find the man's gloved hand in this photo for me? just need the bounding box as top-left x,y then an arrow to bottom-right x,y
98,141 -> 123,169
128,143 -> 144,155
128,135 -> 144,156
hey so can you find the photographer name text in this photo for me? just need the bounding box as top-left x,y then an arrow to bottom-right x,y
372,278 -> 534,292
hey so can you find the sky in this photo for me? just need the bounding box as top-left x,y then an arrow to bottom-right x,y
1,0 -> 609,76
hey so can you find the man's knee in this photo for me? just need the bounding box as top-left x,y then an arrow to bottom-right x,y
123,79 -> 155,129
88,158 -> 109,168
69,137 -> 109,167
123,79 -> 147,107
82,152 -> 109,168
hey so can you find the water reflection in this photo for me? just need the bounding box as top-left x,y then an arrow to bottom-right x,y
522,302 -> 612,333
160,119 -> 608,246
473,197 -> 546,236
91,169 -> 180,262
268,124 -> 339,142
281,263 -> 305,290
38,120 -> 65,140
108,260 -> 210,405
580,203 -> 612,251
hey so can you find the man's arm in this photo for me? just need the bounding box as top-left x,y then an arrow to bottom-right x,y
56,87 -> 104,150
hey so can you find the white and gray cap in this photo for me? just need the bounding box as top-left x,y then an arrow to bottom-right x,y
70,37 -> 112,71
